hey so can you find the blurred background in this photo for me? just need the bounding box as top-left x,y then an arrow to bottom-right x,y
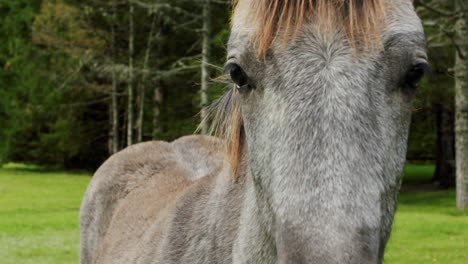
0,0 -> 467,263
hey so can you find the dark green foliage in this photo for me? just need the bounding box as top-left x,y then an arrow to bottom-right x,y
0,0 -> 41,164
407,16 -> 457,161
0,0 -> 232,170
0,0 -> 460,170
0,0 -> 108,169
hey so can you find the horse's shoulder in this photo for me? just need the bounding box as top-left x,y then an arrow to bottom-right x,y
86,135 -> 224,200
80,136 -> 226,264
171,135 -> 225,181
84,140 -> 172,198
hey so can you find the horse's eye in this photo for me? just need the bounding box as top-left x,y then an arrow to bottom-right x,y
224,63 -> 253,92
405,62 -> 431,90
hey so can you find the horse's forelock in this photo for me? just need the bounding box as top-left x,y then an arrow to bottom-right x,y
206,88 -> 244,181
232,0 -> 388,57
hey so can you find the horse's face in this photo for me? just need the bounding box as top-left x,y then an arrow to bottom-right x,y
227,0 -> 427,263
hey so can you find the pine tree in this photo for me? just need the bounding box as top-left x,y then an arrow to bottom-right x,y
454,0 -> 468,209
127,1 -> 135,146
200,0 -> 212,134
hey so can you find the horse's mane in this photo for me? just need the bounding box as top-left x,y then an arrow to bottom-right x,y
210,0 -> 387,181
234,0 -> 387,57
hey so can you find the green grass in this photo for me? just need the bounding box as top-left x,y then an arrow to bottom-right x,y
402,163 -> 438,186
0,163 -> 466,263
385,164 -> 468,264
0,163 -> 91,264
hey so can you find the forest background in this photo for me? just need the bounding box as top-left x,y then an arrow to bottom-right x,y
0,0 -> 466,196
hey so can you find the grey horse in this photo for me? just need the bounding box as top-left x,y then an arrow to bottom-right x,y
80,0 -> 429,263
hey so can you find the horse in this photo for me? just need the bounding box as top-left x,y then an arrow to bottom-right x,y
80,0 -> 429,263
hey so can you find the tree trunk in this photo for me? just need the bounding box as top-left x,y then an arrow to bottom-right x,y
153,79 -> 163,140
200,0 -> 211,134
108,100 -> 113,154
455,0 -> 468,210
136,15 -> 157,142
110,3 -> 119,154
127,2 -> 135,146
433,104 -> 455,187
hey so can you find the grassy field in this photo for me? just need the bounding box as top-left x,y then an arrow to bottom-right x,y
0,164 -> 90,264
385,164 -> 468,264
0,163 -> 466,263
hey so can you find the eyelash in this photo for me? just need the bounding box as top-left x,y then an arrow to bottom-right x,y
224,63 -> 253,92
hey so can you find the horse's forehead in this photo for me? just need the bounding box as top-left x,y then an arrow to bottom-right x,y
385,1 -> 424,37
228,0 -> 423,54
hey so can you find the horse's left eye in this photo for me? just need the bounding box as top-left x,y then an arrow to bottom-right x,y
224,63 -> 253,92
405,62 -> 430,89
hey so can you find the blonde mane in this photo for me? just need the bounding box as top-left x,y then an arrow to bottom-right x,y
212,0 -> 388,181
233,0 -> 386,57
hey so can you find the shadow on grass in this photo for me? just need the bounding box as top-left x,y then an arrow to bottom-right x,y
0,163 -> 90,176
398,190 -> 453,207
396,163 -> 468,216
402,163 -> 436,185
0,207 -> 80,215
397,189 -> 468,217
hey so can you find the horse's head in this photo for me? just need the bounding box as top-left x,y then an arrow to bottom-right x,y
218,0 -> 428,263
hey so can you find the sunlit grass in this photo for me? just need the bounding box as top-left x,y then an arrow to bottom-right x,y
0,163 -> 90,264
0,163 -> 466,263
385,164 -> 468,264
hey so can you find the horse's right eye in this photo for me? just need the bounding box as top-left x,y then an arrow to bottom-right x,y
406,63 -> 429,87
224,63 -> 253,92
403,62 -> 431,94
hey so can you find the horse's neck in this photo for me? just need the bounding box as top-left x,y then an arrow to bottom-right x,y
230,161 -> 278,263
